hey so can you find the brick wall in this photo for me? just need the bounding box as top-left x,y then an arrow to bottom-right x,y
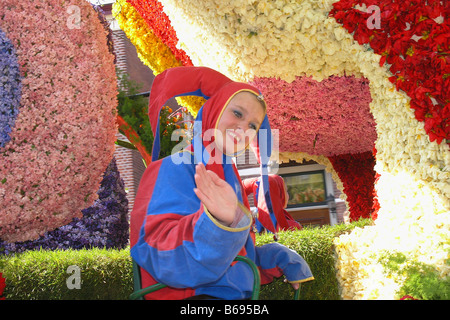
332,179 -> 347,224
112,28 -> 134,212
112,29 -> 127,84
114,133 -> 135,211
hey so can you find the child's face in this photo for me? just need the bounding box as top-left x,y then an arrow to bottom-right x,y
215,92 -> 265,155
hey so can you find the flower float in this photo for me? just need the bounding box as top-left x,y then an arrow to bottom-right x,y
328,151 -> 377,221
116,0 -> 449,299
0,0 -> 118,242
117,115 -> 152,166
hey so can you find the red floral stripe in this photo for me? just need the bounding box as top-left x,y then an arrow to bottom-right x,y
328,151 -> 377,221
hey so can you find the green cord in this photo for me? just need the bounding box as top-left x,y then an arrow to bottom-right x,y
233,255 -> 261,300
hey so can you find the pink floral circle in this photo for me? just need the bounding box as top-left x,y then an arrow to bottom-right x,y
0,0 -> 117,242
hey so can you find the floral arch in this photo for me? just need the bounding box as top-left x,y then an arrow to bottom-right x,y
114,0 -> 449,299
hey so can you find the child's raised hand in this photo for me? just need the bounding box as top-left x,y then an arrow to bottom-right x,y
194,163 -> 237,226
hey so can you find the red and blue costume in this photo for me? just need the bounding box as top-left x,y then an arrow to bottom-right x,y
130,67 -> 313,299
243,175 -> 302,236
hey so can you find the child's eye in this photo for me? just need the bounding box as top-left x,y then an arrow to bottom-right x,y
249,123 -> 257,130
233,110 -> 242,118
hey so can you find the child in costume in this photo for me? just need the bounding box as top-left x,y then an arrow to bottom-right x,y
130,66 -> 313,300
243,175 -> 302,237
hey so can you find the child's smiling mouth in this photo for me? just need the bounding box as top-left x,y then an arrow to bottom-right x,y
227,130 -> 242,144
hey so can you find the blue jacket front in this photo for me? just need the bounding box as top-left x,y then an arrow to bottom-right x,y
130,151 -> 314,300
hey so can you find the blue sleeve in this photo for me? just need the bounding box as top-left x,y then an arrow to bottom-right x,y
255,242 -> 314,283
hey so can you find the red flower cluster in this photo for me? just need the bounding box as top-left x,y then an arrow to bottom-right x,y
0,273 -> 5,300
330,0 -> 449,145
328,151 -> 377,221
127,0 -> 193,66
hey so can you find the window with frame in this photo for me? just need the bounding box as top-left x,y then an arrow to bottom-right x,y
281,170 -> 327,208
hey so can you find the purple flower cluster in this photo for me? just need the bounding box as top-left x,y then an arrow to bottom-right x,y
0,27 -> 21,148
0,158 -> 129,255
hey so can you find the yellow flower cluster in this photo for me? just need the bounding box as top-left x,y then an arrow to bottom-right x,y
112,0 -> 204,117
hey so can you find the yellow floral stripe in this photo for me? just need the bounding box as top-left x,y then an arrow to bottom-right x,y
112,0 -> 204,117
113,0 -> 181,75
175,96 -> 204,118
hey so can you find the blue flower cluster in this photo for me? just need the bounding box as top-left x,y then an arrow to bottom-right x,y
0,28 -> 22,149
0,158 -> 129,255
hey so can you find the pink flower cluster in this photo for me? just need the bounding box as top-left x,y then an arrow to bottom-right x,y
0,0 -> 118,242
251,75 -> 377,156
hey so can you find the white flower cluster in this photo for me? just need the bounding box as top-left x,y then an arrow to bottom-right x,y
335,170 -> 449,299
159,0 -> 363,82
333,58 -> 450,299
